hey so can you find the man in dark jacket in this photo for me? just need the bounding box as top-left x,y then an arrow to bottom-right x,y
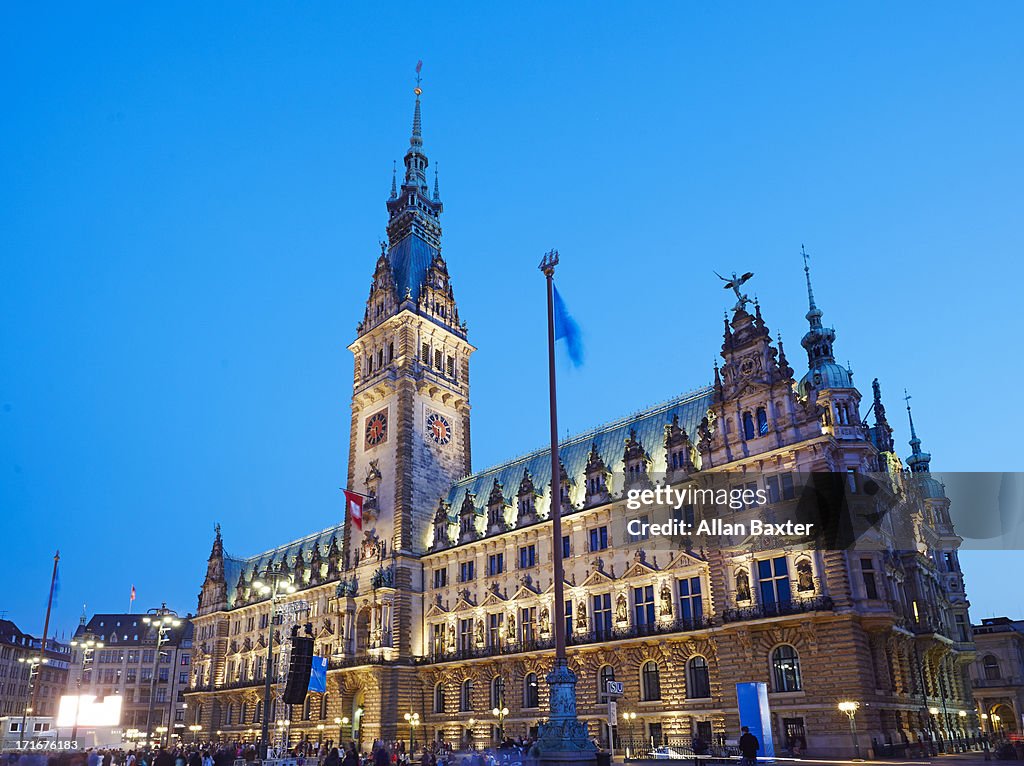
739,727 -> 759,766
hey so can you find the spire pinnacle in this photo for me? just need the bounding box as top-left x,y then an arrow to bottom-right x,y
904,389 -> 932,472
802,243 -> 821,324
433,163 -> 440,201
411,60 -> 423,149
390,161 -> 397,198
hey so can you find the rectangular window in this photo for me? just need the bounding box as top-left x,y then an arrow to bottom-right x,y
434,349 -> 443,370
757,556 -> 792,609
433,568 -> 448,589
458,619 -> 473,652
520,608 -> 537,644
431,624 -> 445,656
421,342 -> 430,364
589,526 -> 609,551
565,600 -> 573,637
562,535 -> 571,558
955,614 -> 970,643
629,516 -> 649,542
678,577 -> 704,624
781,473 -> 796,501
633,585 -> 656,626
860,558 -> 879,599
519,545 -> 537,569
593,593 -> 613,639
459,561 -> 475,582
745,481 -> 760,507
488,613 -> 504,647
487,553 -> 504,577
766,475 -> 780,504
446,356 -> 455,377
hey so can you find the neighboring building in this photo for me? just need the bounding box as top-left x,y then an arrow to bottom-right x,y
0,618 -> 72,742
69,611 -> 194,745
186,85 -> 976,758
970,618 -> 1024,735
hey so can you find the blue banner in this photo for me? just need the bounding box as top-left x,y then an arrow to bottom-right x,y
736,682 -> 775,759
309,656 -> 328,693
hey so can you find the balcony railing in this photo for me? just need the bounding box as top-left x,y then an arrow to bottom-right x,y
971,676 -> 1024,689
721,596 -> 833,623
421,616 -> 715,664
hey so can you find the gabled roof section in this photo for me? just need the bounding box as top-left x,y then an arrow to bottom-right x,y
445,386 -> 714,519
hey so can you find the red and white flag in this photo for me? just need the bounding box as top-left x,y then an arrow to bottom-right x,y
130,585 -> 136,602
344,490 -> 365,531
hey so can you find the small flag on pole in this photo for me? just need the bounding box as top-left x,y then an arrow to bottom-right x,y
130,585 -> 136,602
344,490 -> 365,531
553,285 -> 584,366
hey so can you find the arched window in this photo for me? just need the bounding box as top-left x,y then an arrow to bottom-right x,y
253,701 -> 261,724
491,676 -> 505,708
194,704 -> 203,725
984,655 -> 1001,681
771,645 -> 802,692
687,656 -> 711,699
743,412 -> 755,440
524,672 -> 539,709
756,407 -> 768,435
225,703 -> 234,726
641,661 -> 661,701
460,679 -> 473,712
598,665 -> 615,704
433,682 -> 446,713
320,693 -> 329,720
240,702 -> 248,724
302,696 -> 312,721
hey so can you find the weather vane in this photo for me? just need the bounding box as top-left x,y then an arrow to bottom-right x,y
414,60 -> 423,96
714,270 -> 755,313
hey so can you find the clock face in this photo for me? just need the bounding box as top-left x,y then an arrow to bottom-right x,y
365,411 -> 388,447
426,412 -> 452,446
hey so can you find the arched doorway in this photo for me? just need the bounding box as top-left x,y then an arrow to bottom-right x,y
991,703 -> 1018,734
352,691 -> 365,747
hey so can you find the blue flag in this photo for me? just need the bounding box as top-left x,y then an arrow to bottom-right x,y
553,285 -> 584,366
308,656 -> 328,693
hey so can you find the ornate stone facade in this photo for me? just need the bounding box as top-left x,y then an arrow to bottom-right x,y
185,88 -> 975,758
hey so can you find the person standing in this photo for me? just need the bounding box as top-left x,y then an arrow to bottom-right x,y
739,727 -> 759,766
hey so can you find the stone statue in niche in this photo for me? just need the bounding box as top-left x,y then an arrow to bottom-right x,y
507,613 -> 516,640
660,581 -> 673,616
475,619 -> 484,646
736,569 -> 751,602
576,601 -> 587,630
539,607 -> 550,635
796,560 -> 815,592
616,593 -> 628,623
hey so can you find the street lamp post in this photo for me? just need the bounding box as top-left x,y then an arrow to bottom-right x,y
467,718 -> 476,750
188,725 -> 202,743
69,633 -> 104,741
491,706 -> 508,745
621,712 -> 637,757
143,604 -> 182,749
838,701 -> 861,760
404,712 -> 420,754
254,569 -> 296,760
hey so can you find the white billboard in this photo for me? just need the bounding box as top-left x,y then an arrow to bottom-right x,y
56,694 -> 123,727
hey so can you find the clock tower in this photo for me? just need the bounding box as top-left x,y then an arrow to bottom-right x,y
346,82 -> 474,576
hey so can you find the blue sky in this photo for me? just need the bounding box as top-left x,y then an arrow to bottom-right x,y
2,2 -> 1022,637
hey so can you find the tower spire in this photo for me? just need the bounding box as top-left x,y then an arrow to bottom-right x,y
904,389 -> 932,473
802,243 -> 820,323
433,163 -> 440,201
797,244 -> 848,394
390,160 -> 397,198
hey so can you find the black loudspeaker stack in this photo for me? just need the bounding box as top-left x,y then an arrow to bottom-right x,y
283,634 -> 314,704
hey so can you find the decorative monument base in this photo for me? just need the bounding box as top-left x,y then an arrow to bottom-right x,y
530,660 -> 598,766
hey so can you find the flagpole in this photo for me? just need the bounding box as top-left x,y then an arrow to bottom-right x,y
26,551 -> 59,729
541,251 -> 567,662
535,250 -> 594,766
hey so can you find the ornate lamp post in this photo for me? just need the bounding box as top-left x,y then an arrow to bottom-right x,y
404,711 -> 420,753
467,718 -> 476,749
69,632 -> 104,741
188,725 -> 202,743
142,604 -> 182,748
254,569 -> 296,759
491,706 -> 508,745
838,701 -> 861,760
621,712 -> 637,756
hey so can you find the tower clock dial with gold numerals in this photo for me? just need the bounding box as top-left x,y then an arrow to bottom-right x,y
365,410 -> 388,448
426,411 -> 452,446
